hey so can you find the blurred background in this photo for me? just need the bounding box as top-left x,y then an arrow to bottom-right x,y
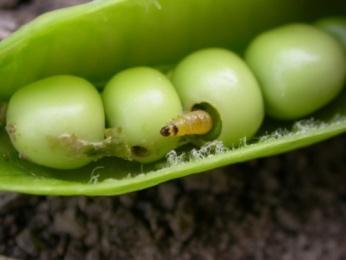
0,1 -> 345,259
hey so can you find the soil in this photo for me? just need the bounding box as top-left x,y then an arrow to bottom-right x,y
0,1 -> 346,259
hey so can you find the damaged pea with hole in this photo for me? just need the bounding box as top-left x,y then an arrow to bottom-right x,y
5,76 -> 107,169
168,48 -> 264,146
102,67 -> 184,163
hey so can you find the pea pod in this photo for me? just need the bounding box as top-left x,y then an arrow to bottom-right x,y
0,0 -> 345,196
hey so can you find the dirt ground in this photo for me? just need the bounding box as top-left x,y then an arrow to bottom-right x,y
0,1 -> 346,259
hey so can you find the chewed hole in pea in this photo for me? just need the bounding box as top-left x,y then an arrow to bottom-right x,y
192,102 -> 222,141
131,145 -> 149,157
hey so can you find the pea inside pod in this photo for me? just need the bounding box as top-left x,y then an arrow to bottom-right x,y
102,67 -> 183,163
245,24 -> 346,120
170,48 -> 264,146
5,76 -> 106,169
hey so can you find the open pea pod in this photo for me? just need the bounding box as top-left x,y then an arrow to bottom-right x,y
0,0 -> 345,196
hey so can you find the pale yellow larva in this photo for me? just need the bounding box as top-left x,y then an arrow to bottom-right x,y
160,110 -> 213,137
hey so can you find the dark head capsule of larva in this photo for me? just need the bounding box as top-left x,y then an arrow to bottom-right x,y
160,124 -> 179,137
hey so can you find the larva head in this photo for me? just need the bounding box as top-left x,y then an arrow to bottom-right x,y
103,67 -> 183,163
172,48 -> 264,146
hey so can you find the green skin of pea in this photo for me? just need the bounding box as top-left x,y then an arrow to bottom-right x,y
245,24 -> 346,120
316,17 -> 346,50
172,48 -> 264,147
6,76 -> 105,169
102,67 -> 183,163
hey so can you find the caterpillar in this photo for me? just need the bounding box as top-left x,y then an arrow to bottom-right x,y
160,110 -> 213,137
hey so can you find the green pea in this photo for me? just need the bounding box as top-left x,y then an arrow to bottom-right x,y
172,48 -> 264,146
245,24 -> 346,120
316,17 -> 346,50
6,76 -> 105,169
103,67 -> 183,163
